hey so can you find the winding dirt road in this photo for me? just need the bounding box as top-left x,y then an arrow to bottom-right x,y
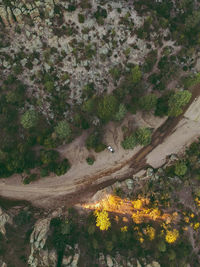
0,85 -> 200,209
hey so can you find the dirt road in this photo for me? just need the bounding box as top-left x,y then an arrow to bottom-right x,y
0,85 -> 200,209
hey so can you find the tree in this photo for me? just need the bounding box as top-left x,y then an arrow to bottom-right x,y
54,159 -> 70,176
121,134 -> 137,150
20,110 -> 38,129
82,98 -> 96,114
114,103 -> 127,121
97,95 -> 118,122
136,127 -> 152,146
94,209 -> 111,231
40,149 -> 59,165
139,94 -> 158,111
86,132 -> 100,150
55,121 -> 71,140
44,81 -> 54,92
130,65 -> 142,84
174,161 -> 187,176
168,90 -> 192,117
157,240 -> 166,252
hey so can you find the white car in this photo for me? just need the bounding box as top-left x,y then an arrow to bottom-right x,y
107,145 -> 114,153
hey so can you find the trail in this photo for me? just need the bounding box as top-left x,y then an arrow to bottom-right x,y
0,85 -> 200,209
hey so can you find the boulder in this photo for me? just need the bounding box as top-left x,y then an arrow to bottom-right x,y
70,244 -> 80,267
170,154 -> 178,161
146,261 -> 160,267
106,255 -> 113,267
146,168 -> 154,177
30,218 -> 51,249
0,207 -> 12,236
0,259 -> 7,267
125,179 -> 134,190
99,253 -> 106,266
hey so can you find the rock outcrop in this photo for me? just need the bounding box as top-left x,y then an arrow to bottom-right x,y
0,0 -> 58,27
28,217 -> 57,267
62,244 -> 80,267
0,207 -> 12,236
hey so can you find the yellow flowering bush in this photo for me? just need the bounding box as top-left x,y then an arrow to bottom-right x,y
132,199 -> 143,209
121,226 -> 128,232
184,216 -> 189,223
94,209 -> 111,231
165,229 -> 179,243
195,197 -> 200,207
145,226 -> 156,240
194,222 -> 200,230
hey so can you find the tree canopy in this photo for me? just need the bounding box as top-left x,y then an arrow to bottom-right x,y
55,121 -> 71,140
20,109 -> 38,129
139,94 -> 158,111
168,90 -> 192,117
136,127 -> 152,146
97,95 -> 118,122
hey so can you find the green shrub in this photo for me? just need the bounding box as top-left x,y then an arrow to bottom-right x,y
139,94 -> 158,111
135,127 -> 152,146
86,132 -> 100,150
44,80 -> 54,92
121,134 -> 138,149
130,65 -> 142,84
110,66 -> 122,81
114,104 -> 127,121
54,159 -> 70,176
86,157 -> 95,165
21,110 -> 38,129
94,143 -> 106,153
61,219 -> 71,235
78,13 -> 85,23
82,98 -> 96,113
168,90 -> 192,117
157,240 -> 166,252
97,95 -> 118,122
23,173 -> 37,184
40,149 -> 59,165
168,249 -> 176,261
94,6 -> 107,20
14,210 -> 31,226
174,161 -> 187,176
55,121 -> 71,140
155,92 -> 173,117
40,168 -> 49,177
67,4 -> 76,12
88,224 -> 96,235
183,72 -> 200,88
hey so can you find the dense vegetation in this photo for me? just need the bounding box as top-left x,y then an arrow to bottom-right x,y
0,0 -> 198,183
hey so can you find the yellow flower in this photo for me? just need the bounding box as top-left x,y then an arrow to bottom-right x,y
194,223 -> 200,230
165,229 -> 179,244
94,209 -> 111,231
121,226 -> 128,232
145,226 -> 155,241
190,213 -> 195,218
184,216 -> 189,223
139,237 -> 144,243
